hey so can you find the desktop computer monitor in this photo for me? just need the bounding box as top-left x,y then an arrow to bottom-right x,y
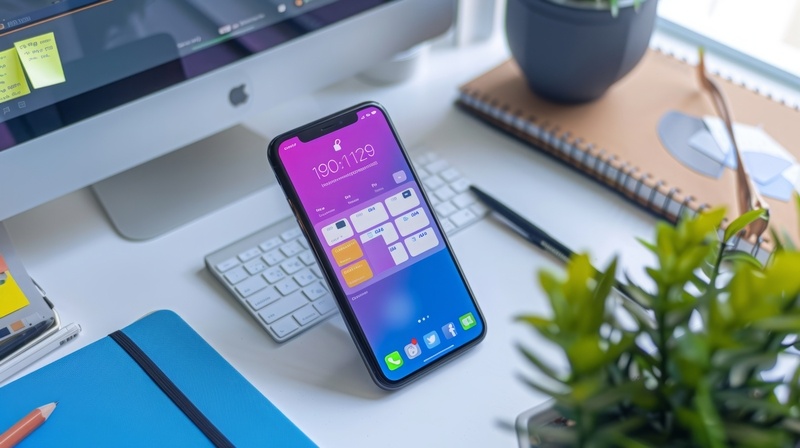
0,0 -> 455,239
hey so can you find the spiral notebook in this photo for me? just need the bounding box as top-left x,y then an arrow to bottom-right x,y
456,50 -> 800,259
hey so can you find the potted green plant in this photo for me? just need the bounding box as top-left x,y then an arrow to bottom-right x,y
516,207 -> 800,447
505,0 -> 657,103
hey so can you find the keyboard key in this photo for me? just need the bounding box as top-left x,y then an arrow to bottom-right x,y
215,257 -> 239,273
450,209 -> 478,228
313,295 -> 337,315
415,167 -> 430,179
246,286 -> 281,311
270,315 -> 299,338
259,291 -> 308,324
303,281 -> 327,300
262,249 -> 285,266
470,202 -> 488,217
237,247 -> 261,262
293,304 -> 320,326
298,238 -> 309,249
235,275 -> 268,298
275,278 -> 300,295
294,269 -> 317,287
281,257 -> 304,275
434,185 -> 456,201
450,177 -> 471,193
435,201 -> 458,217
310,265 -> 323,279
425,159 -> 449,174
281,227 -> 303,241
280,241 -> 304,257
439,218 -> 456,235
440,167 -> 460,182
299,251 -> 316,265
263,266 -> 286,284
224,267 -> 248,285
259,237 -> 282,252
423,175 -> 445,190
244,259 -> 267,275
452,192 -> 476,209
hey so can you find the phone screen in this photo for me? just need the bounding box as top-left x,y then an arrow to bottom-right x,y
274,104 -> 485,385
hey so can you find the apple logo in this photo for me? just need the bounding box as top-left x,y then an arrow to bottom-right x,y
228,84 -> 248,107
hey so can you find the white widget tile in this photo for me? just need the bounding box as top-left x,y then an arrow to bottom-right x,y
395,207 -> 430,237
404,227 -> 439,257
360,222 -> 399,245
388,242 -> 409,265
350,202 -> 389,233
385,188 -> 420,216
321,219 -> 354,247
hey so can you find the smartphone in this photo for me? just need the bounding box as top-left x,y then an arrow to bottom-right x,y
268,102 -> 486,389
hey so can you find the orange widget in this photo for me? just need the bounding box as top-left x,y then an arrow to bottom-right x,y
341,260 -> 373,288
331,239 -> 363,267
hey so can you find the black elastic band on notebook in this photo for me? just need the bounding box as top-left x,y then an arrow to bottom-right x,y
110,331 -> 234,448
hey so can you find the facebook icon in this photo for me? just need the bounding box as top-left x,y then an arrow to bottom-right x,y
442,322 -> 457,339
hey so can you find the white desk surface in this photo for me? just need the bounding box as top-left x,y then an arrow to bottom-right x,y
5,31 -> 667,447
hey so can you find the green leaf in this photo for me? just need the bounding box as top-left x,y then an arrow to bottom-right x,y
722,250 -> 763,268
725,423 -> 792,447
694,381 -> 726,448
770,228 -> 787,253
516,374 -> 569,401
517,344 -> 564,382
752,316 -> 800,332
594,415 -> 650,447
724,208 -> 768,242
581,380 -> 644,413
637,237 -> 658,254
716,392 -> 795,418
593,257 -> 618,309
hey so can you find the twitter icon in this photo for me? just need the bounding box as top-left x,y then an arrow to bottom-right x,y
423,331 -> 440,349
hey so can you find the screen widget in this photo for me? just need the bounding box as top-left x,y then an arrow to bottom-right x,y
322,219 -> 353,246
385,188 -> 420,216
351,202 -> 389,233
341,259 -> 373,288
331,239 -> 363,266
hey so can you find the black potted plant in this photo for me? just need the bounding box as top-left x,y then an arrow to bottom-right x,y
505,0 -> 658,103
516,207 -> 800,446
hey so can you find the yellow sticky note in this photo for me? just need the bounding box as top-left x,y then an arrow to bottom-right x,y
0,47 -> 30,104
0,272 -> 30,319
14,32 -> 66,89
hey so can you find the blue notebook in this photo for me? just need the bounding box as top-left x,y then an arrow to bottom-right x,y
0,310 -> 316,447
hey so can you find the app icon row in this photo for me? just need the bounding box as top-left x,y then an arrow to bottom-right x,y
384,312 -> 477,371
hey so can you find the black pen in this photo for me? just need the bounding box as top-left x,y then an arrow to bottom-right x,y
469,185 -> 654,323
469,185 -> 575,264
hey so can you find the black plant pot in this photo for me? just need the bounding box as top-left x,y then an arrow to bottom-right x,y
505,0 -> 659,104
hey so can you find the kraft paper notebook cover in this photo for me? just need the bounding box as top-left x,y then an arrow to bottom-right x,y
0,310 -> 316,447
457,50 -> 800,258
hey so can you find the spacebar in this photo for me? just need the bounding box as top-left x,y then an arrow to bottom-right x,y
258,292 -> 309,324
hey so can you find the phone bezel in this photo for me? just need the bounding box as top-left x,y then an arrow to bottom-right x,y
267,101 -> 486,389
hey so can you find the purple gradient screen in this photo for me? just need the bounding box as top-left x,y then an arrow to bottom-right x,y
277,106 -> 484,381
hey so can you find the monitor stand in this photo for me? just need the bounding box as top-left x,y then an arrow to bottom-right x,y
91,125 -> 276,241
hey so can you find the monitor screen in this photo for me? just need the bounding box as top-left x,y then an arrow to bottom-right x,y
0,0 -> 389,153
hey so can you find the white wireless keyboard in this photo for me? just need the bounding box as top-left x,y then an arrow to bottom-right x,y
205,152 -> 487,342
